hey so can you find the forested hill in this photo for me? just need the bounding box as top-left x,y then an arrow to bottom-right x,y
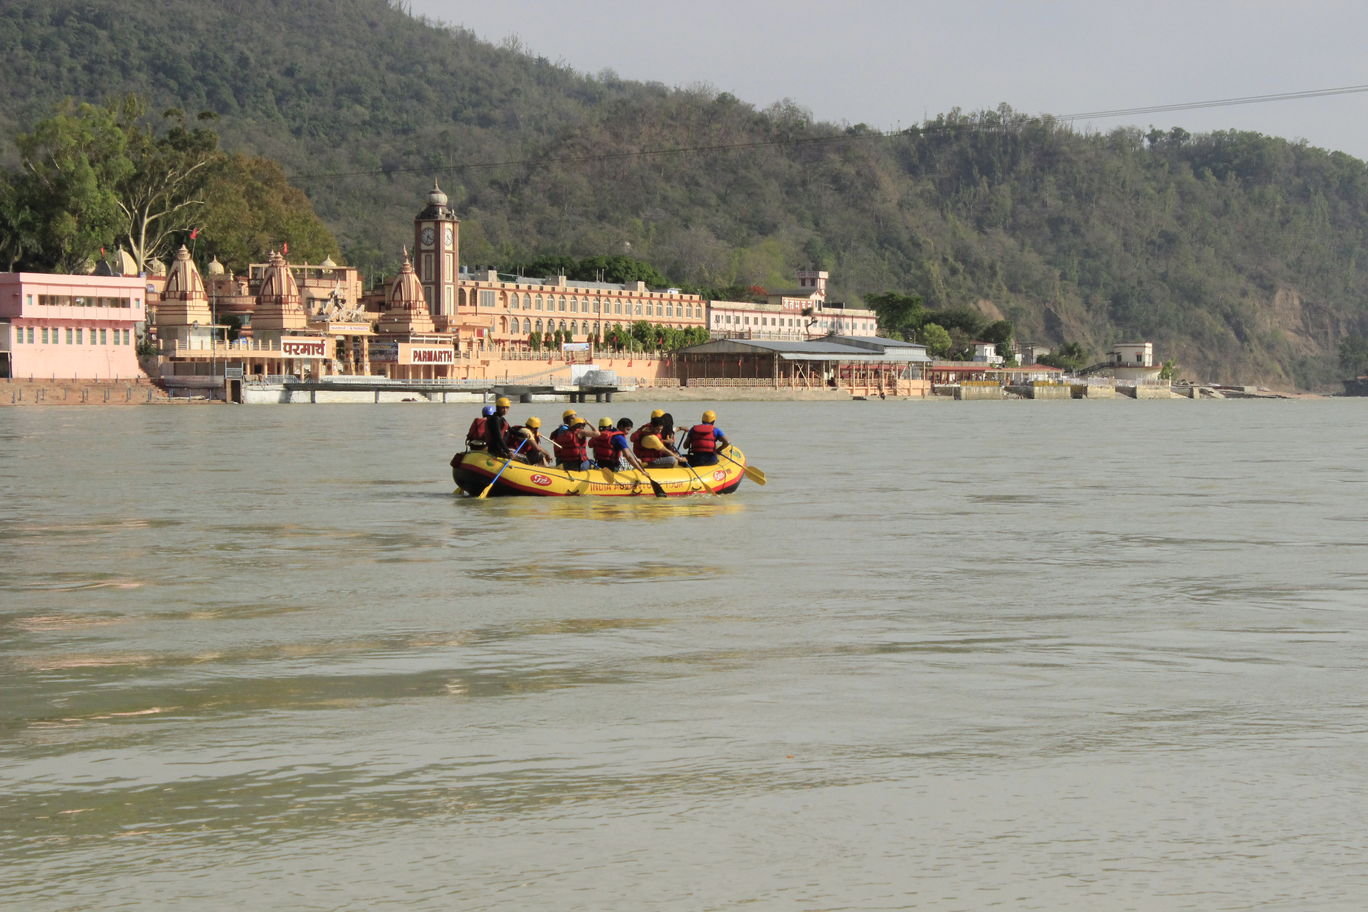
3,0 -> 1368,388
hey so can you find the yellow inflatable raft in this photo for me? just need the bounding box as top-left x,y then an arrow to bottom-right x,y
452,446 -> 747,497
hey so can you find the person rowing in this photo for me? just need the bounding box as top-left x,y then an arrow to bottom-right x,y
591,417 -> 649,473
508,416 -> 550,466
484,397 -> 513,458
466,404 -> 495,451
551,416 -> 594,470
685,409 -> 728,467
630,410 -> 665,464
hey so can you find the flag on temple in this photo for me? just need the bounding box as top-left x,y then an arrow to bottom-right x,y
189,227 -> 200,239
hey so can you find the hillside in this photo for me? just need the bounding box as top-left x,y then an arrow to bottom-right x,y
3,0 -> 1367,388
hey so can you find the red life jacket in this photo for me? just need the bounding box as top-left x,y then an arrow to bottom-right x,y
552,427 -> 588,463
467,417 -> 488,442
687,424 -> 718,454
630,425 -> 656,459
591,429 -> 621,465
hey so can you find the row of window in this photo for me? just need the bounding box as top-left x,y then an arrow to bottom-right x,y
718,314 -> 803,327
714,313 -> 874,330
480,290 -> 703,320
499,318 -> 689,336
31,294 -> 140,309
13,326 -> 133,345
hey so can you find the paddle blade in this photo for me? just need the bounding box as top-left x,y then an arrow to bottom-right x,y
743,464 -> 767,486
649,476 -> 667,498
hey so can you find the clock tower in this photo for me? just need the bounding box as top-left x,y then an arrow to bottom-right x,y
414,181 -> 459,324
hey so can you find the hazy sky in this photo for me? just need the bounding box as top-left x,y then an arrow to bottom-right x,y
410,0 -> 1368,159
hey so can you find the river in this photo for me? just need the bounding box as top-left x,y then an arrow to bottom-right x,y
3,399 -> 1367,911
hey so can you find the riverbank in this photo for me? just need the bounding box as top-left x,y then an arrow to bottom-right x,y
1,377 -> 1326,406
0,378 -> 179,406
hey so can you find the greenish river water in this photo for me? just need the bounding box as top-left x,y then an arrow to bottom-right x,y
3,399 -> 1367,911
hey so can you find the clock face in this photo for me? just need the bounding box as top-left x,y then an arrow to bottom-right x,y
444,225 -> 454,246
420,225 -> 435,248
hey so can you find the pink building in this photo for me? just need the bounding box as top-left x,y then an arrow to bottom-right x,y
0,273 -> 148,379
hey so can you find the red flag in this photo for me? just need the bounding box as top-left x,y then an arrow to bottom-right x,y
189,227 -> 200,239
281,242 -> 289,255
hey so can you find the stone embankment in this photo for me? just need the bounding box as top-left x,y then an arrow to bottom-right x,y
1,378 -> 175,406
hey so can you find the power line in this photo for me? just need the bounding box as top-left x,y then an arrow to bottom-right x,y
1057,83 -> 1368,121
292,82 -> 1368,181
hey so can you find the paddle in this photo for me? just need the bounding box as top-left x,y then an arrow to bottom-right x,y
641,465 -> 668,498
476,438 -> 529,499
717,446 -> 766,486
681,460 -> 711,493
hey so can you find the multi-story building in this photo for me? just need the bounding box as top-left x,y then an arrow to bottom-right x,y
706,268 -> 879,340
408,183 -> 707,359
0,273 -> 147,379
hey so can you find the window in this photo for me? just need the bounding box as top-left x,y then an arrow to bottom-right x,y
100,328 -> 107,345
13,328 -> 21,344
41,327 -> 49,344
535,295 -> 543,310
535,319 -> 543,332
479,290 -> 496,307
614,300 -> 622,315
558,296 -> 566,312
112,329 -> 119,345
123,329 -> 130,345
66,328 -> 73,344
570,297 -> 578,313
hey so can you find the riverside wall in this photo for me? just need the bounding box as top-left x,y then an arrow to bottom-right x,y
1,378 -> 173,406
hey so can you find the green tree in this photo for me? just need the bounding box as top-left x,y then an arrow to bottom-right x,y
111,98 -> 223,272
1038,341 -> 1090,372
197,153 -> 338,271
14,99 -> 132,272
981,319 -> 1015,359
919,322 -> 953,358
0,172 -> 38,271
864,291 -> 926,340
1339,335 -> 1368,375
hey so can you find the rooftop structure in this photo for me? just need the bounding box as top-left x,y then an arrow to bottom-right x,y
673,335 -> 930,397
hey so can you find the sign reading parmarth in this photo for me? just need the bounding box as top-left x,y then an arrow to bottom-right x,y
400,344 -> 455,365
281,337 -> 327,358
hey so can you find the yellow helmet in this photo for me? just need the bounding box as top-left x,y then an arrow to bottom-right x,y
598,417 -> 614,429
495,396 -> 511,408
642,434 -> 665,451
650,408 -> 665,419
571,417 -> 588,427
562,408 -> 577,420
702,409 -> 717,423
526,416 -> 541,429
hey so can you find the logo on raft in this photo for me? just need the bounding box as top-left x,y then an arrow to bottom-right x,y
713,470 -> 727,481
529,474 -> 553,486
